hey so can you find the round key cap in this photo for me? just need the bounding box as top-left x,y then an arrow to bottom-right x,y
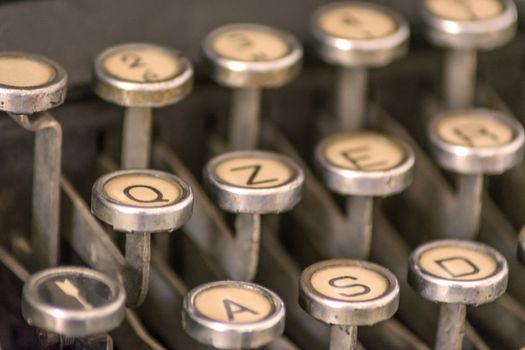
429,109 -> 524,239
203,23 -> 302,88
22,266 -> 126,337
182,280 -> 285,349
311,2 -> 409,130
422,0 -> 517,50
93,43 -> 192,107
429,108 -> 524,175
91,169 -> 193,233
315,131 -> 414,196
408,239 -> 508,350
421,0 -> 517,109
93,43 -> 193,169
0,52 -> 67,114
92,169 -> 193,307
203,24 -> 303,150
300,259 -> 399,349
312,2 -> 409,67
315,131 -> 414,258
204,150 -> 304,214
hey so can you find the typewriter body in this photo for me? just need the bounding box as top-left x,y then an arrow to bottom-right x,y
1,0 -> 525,349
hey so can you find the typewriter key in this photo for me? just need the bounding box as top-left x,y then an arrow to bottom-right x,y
204,150 -> 303,281
421,0 -> 517,108
408,239 -> 508,350
315,131 -> 414,258
429,108 -> 524,238
300,259 -> 399,350
0,52 -> 67,270
182,280 -> 285,349
203,24 -> 302,150
91,169 -> 193,306
311,2 -> 409,130
22,266 -> 126,338
93,43 -> 193,168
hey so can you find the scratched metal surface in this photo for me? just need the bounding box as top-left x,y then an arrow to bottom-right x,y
0,0 -> 524,349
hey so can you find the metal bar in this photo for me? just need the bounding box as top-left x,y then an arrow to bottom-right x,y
454,174 -> 483,239
229,88 -> 261,150
435,303 -> 466,350
346,196 -> 374,259
121,107 -> 153,169
444,49 -> 477,109
227,213 -> 261,281
330,325 -> 357,350
9,112 -> 61,271
336,67 -> 368,131
124,232 -> 151,307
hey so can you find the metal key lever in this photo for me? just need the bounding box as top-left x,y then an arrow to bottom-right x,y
409,240 -> 509,350
203,150 -> 303,282
421,0 -> 517,109
0,52 -> 67,270
314,131 -> 414,259
311,2 -> 409,131
428,108 -> 524,239
9,112 -> 62,270
90,169 -> 193,307
203,23 -> 302,150
93,43 -> 193,169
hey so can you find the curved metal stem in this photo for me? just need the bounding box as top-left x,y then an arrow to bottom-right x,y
344,196 -> 374,259
435,303 -> 466,350
226,213 -> 261,281
330,325 -> 357,350
9,112 -> 62,270
121,107 -> 153,169
229,88 -> 261,150
336,67 -> 368,131
444,49 -> 477,109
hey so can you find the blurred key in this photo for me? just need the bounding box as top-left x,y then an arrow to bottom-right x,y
203,24 -> 302,150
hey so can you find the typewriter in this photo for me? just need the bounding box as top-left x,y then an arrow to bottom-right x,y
0,0 -> 525,349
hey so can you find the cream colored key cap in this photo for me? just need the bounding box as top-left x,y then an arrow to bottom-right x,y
102,46 -> 181,83
103,173 -> 182,208
92,169 -> 193,233
300,259 -> 399,350
317,4 -> 397,40
212,29 -> 289,62
315,131 -> 414,196
429,108 -> 524,174
426,0 -> 503,22
408,239 -> 508,350
205,150 -> 303,214
183,281 -> 285,349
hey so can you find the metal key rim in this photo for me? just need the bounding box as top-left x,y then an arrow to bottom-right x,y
22,266 -> 126,337
408,239 -> 508,305
314,131 -> 415,196
93,42 -> 193,107
311,1 -> 410,67
91,169 -> 194,233
204,150 -> 304,214
202,23 -> 303,88
182,280 -> 285,349
421,0 -> 517,50
299,259 -> 399,326
428,108 -> 525,175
